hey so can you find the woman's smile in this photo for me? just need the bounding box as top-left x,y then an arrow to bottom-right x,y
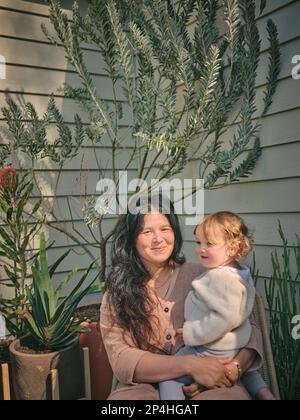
152,246 -> 168,252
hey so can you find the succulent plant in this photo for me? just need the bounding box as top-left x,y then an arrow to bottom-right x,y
23,232 -> 98,351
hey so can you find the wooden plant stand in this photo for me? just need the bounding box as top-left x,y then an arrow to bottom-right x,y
0,363 -> 11,400
0,347 -> 91,401
51,346 -> 91,400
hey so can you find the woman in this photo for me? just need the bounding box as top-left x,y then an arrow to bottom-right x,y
100,196 -> 263,400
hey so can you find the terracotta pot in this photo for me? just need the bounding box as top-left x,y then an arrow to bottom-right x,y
9,337 -> 81,400
79,322 -> 113,400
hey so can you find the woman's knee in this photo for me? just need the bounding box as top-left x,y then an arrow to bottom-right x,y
191,384 -> 252,401
107,383 -> 160,400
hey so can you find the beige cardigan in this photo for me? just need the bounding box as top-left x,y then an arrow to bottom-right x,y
100,262 -> 263,389
183,267 -> 256,351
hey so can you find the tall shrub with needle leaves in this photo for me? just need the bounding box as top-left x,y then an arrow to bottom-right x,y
1,0 -> 281,280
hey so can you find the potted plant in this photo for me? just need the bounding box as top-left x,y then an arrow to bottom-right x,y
0,166 -> 42,400
9,233 -> 98,400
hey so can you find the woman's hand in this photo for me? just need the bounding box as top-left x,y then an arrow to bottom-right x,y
186,356 -> 233,390
223,360 -> 240,386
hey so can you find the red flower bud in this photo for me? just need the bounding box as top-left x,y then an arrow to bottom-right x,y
0,166 -> 16,190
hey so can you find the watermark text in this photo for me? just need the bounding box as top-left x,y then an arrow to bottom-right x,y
291,55 -> 300,80
292,315 -> 300,340
93,171 -> 204,226
0,314 -> 6,339
0,55 -> 6,80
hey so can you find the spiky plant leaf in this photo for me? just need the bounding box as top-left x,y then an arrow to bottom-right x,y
263,19 -> 281,116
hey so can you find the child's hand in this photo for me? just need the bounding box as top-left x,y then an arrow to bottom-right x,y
175,328 -> 183,336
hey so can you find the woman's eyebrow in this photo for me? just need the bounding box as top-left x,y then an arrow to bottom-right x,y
142,224 -> 170,229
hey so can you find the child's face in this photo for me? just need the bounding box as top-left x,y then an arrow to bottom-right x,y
194,225 -> 234,269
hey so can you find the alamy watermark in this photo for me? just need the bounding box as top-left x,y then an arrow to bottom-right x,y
91,171 -> 204,226
291,55 -> 300,80
292,315 -> 300,340
0,314 -> 6,339
0,55 -> 6,80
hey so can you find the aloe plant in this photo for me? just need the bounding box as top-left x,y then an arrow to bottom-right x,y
23,233 -> 98,351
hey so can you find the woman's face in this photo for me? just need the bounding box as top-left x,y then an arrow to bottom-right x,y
135,212 -> 175,271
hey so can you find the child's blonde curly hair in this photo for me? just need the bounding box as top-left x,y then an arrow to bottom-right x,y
194,211 -> 253,260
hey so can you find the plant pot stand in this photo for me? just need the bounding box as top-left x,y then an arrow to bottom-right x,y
1,347 -> 91,400
79,322 -> 113,400
9,337 -> 81,400
76,303 -> 113,399
0,363 -> 11,400
51,347 -> 91,400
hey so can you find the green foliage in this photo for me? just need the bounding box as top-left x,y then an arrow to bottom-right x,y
260,0 -> 267,15
0,173 -> 42,338
263,19 -> 281,116
38,0 -> 281,187
264,223 -> 300,400
0,145 -> 10,167
23,233 -> 98,351
1,97 -> 85,166
0,0 -> 281,278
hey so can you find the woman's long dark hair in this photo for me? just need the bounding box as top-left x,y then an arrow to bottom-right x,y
105,194 -> 186,350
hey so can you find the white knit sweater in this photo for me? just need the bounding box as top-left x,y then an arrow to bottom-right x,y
183,266 -> 256,351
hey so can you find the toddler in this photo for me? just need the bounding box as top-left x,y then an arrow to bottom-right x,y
159,212 -> 275,400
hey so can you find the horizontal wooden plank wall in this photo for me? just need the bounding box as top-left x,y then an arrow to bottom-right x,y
0,0 -> 137,304
180,0 -> 300,301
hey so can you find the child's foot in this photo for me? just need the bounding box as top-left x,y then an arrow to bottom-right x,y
255,388 -> 277,400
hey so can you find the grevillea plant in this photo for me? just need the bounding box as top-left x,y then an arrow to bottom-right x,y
1,0 -> 281,282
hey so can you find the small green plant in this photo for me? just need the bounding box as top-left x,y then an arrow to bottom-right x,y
0,168 -> 42,338
22,233 -> 98,351
265,222 -> 300,400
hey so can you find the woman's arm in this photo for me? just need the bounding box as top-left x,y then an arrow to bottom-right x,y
225,348 -> 256,384
100,294 -> 149,385
134,353 -> 232,389
182,349 -> 256,399
224,314 -> 264,385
